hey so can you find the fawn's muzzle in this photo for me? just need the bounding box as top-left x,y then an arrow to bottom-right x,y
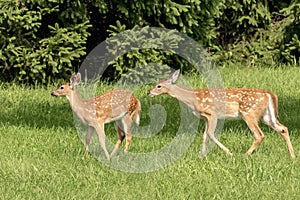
51,92 -> 58,97
147,91 -> 154,97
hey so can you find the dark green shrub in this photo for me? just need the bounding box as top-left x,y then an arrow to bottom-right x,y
0,0 -> 90,84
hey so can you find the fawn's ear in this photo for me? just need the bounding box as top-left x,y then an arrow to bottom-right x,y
168,69 -> 180,84
70,73 -> 81,88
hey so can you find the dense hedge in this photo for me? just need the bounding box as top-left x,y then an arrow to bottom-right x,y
0,0 -> 299,84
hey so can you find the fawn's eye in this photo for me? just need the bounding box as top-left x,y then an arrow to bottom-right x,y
60,86 -> 64,90
157,85 -> 162,89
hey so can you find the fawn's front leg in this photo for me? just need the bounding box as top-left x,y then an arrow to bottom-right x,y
95,122 -> 110,160
205,116 -> 233,156
84,126 -> 95,157
200,122 -> 209,157
243,119 -> 265,155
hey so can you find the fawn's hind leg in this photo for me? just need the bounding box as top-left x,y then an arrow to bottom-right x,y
261,106 -> 295,158
241,112 -> 265,155
275,121 -> 295,158
121,115 -> 133,152
110,121 -> 126,156
263,118 -> 295,157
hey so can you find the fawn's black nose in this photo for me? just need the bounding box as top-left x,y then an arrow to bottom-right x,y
51,92 -> 57,97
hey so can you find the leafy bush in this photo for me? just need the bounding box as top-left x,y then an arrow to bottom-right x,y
0,0 -> 90,84
278,1 -> 300,64
113,0 -> 225,46
103,0 -> 225,79
213,0 -> 300,66
104,25 -> 187,83
0,0 -> 298,84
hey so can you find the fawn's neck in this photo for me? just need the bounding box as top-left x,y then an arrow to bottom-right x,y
168,84 -> 198,111
67,88 -> 89,114
66,87 -> 97,125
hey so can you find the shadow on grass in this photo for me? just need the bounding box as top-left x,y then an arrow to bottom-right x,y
0,93 -> 75,129
278,96 -> 300,135
0,86 -> 299,138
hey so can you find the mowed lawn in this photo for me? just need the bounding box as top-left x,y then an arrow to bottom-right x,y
0,66 -> 300,199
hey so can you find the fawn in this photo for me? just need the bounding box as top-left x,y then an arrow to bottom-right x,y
51,73 -> 141,160
148,70 -> 295,158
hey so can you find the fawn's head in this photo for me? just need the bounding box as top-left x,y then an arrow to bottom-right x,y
147,70 -> 180,97
51,73 -> 81,98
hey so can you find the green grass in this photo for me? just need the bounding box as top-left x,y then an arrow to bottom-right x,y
1,66 -> 300,199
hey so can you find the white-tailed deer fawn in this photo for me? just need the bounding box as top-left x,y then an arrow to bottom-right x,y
51,73 -> 141,160
148,70 -> 295,158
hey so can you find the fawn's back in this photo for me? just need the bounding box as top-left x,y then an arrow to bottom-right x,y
89,89 -> 141,124
193,88 -> 276,119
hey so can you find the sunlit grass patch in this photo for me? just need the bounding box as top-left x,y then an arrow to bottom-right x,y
0,66 -> 300,199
